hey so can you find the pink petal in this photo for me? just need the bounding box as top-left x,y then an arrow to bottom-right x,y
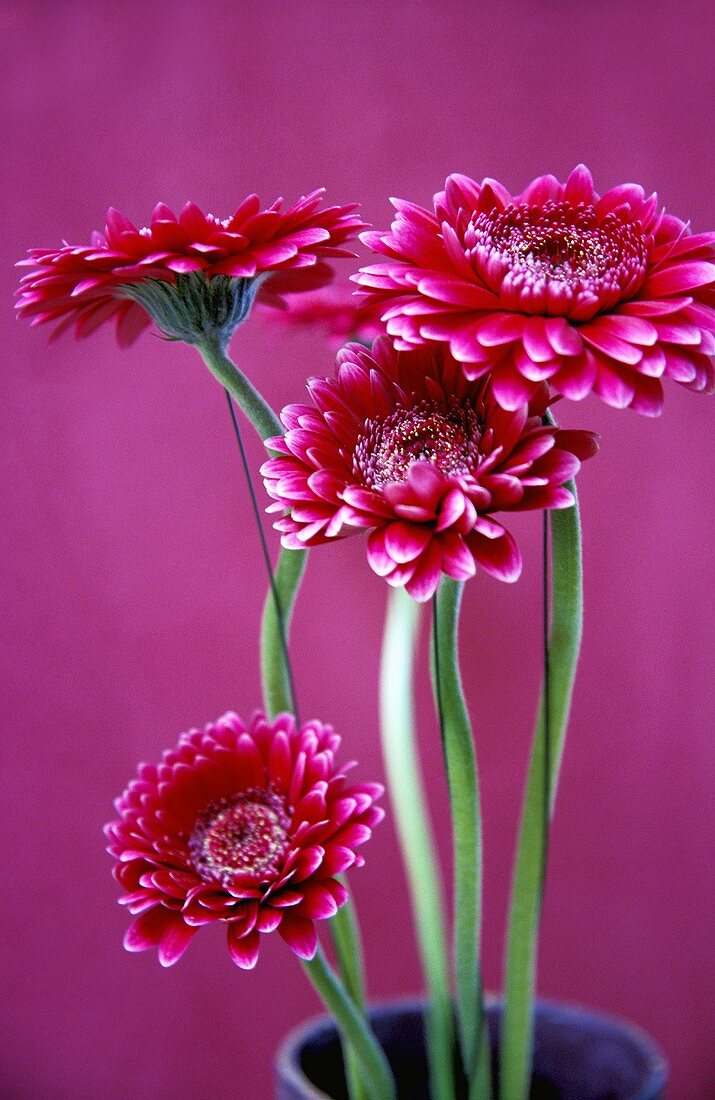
416,275 -> 494,309
629,377 -> 665,417
563,164 -> 595,205
597,314 -> 658,346
440,532 -> 477,581
469,529 -> 521,582
475,312 -> 526,346
384,522 -> 433,564
550,354 -> 597,401
593,360 -> 636,409
491,362 -> 540,409
644,261 -> 715,298
123,906 -> 174,952
522,317 -> 554,362
279,914 -> 318,960
227,926 -> 261,970
545,317 -> 583,357
298,883 -> 340,920
158,919 -> 197,968
367,529 -> 397,577
518,174 -> 562,205
580,323 -> 643,365
404,543 -> 443,602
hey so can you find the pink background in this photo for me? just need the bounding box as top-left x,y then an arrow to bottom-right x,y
2,2 -> 714,1097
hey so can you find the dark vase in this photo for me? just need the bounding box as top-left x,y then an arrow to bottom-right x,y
275,999 -> 667,1100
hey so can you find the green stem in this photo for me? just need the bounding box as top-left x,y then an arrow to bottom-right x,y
302,947 -> 396,1100
260,546 -> 307,718
331,896 -> 369,1100
380,587 -> 455,1100
432,577 -> 492,1100
197,335 -> 282,443
501,482 -> 583,1100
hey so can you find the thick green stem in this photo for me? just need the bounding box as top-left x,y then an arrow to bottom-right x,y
302,947 -> 396,1100
432,577 -> 492,1100
331,897 -> 369,1100
197,335 -> 282,443
380,587 -> 455,1100
501,483 -> 583,1100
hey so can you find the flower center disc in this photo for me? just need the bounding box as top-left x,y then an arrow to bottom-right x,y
354,399 -> 481,487
189,788 -> 290,884
471,201 -> 648,316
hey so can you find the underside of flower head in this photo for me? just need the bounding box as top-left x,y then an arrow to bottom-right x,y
356,166 -> 715,415
105,711 -> 383,969
16,192 -> 365,347
262,338 -> 598,601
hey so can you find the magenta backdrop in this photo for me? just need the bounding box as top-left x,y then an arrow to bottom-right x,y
2,2 -> 714,1097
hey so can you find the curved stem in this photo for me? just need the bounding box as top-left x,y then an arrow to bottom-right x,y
501,483 -> 583,1100
380,587 -> 455,1100
432,577 -> 492,1100
197,335 -> 282,443
302,947 -> 396,1100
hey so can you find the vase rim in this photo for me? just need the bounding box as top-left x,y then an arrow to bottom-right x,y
275,995 -> 668,1100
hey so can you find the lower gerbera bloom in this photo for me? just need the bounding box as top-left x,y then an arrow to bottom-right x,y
261,338 -> 598,601
356,166 -> 715,415
16,191 -> 365,347
105,711 -> 383,969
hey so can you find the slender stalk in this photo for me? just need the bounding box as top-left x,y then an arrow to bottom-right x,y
197,335 -> 282,442
222,387 -> 304,721
432,577 -> 492,1100
380,587 -> 455,1100
501,482 -> 583,1100
302,947 -> 396,1100
260,543 -> 306,720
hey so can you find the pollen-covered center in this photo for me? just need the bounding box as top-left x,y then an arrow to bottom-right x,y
470,201 -> 648,316
189,788 -> 290,885
353,398 -> 481,487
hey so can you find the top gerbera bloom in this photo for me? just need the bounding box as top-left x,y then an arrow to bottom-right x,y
261,338 -> 597,601
16,190 -> 365,346
356,166 -> 715,415
105,710 -> 383,969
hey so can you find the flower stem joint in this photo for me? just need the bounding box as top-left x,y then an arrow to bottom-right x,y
116,272 -> 267,348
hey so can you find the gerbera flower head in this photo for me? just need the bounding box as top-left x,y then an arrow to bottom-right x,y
261,338 -> 598,602
259,284 -> 385,347
105,711 -> 383,969
16,191 -> 365,348
356,166 -> 715,415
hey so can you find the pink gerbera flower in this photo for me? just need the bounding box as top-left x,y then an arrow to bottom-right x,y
16,191 -> 365,346
356,166 -> 715,415
105,711 -> 383,969
261,338 -> 597,601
